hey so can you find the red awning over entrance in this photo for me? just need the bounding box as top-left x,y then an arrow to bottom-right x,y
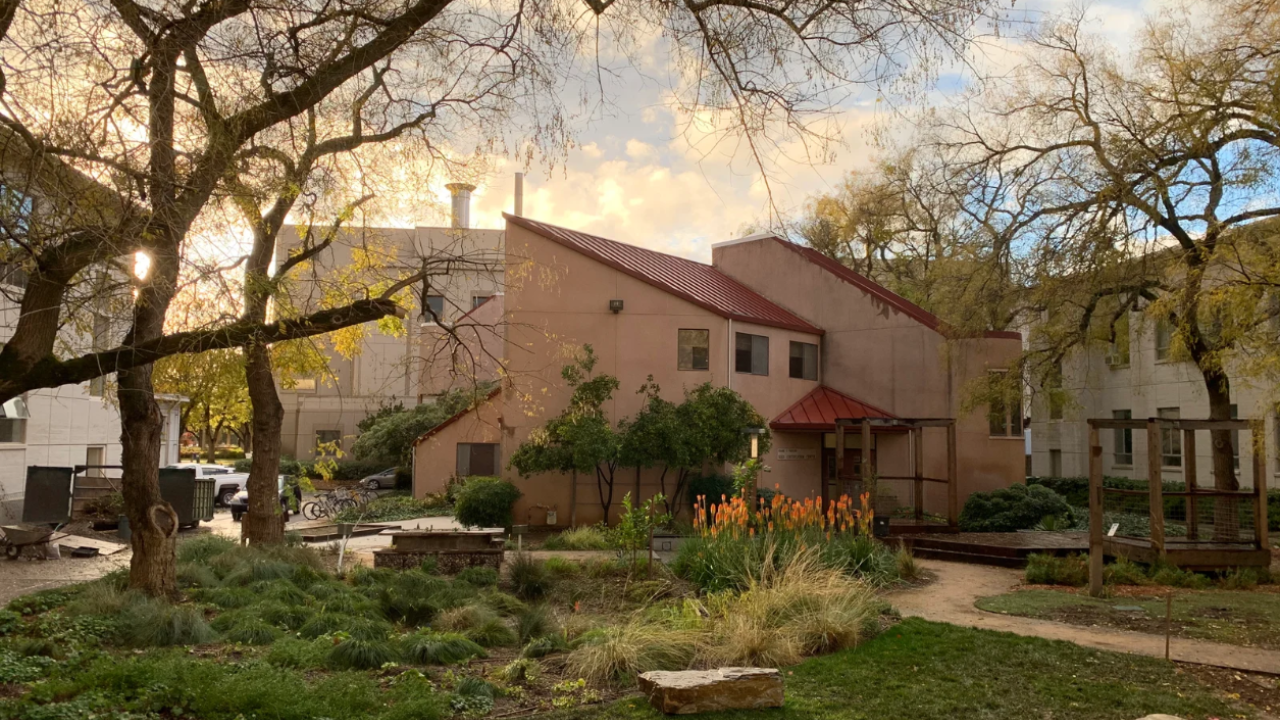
770,386 -> 896,432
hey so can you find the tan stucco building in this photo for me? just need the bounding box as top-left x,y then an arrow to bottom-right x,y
414,215 -> 1024,525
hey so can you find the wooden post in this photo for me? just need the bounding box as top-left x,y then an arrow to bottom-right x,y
1254,423 -> 1269,550
835,423 -> 845,473
913,426 -> 924,521
946,421 -> 958,528
1147,419 -> 1166,555
1183,429 -> 1198,541
1088,422 -> 1104,597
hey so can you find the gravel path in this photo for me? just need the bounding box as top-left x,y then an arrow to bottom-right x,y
885,559 -> 1280,675
0,552 -> 131,606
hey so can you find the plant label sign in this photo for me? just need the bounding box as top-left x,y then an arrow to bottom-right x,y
1107,523 -> 1119,537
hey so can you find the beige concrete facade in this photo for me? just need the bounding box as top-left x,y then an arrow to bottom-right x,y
1029,314 -> 1277,487
413,217 -> 1026,526
276,224 -> 503,460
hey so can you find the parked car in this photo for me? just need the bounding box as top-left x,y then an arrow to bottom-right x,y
360,467 -> 398,490
166,463 -> 249,506
230,475 -> 294,522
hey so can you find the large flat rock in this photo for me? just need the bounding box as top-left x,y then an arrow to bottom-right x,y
637,667 -> 783,715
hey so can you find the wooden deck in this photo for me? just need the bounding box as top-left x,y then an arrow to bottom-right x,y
892,531 -> 1088,567
1103,536 -> 1272,570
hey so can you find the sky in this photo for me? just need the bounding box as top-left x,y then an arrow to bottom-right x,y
416,0 -> 1156,263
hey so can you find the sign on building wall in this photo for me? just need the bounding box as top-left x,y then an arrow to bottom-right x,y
776,448 -> 817,461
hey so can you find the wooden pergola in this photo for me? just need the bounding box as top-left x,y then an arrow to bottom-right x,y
833,417 -> 959,528
1085,417 -> 1271,597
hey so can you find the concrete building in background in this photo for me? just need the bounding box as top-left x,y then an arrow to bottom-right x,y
413,215 -> 1024,526
1027,310 -> 1278,486
276,184 -> 504,460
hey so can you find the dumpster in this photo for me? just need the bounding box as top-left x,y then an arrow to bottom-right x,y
158,468 -> 214,528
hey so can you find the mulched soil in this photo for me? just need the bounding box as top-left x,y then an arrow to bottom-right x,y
1180,663 -> 1280,715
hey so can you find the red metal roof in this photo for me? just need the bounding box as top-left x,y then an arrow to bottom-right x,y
770,386 -> 896,431
770,238 -> 1020,341
505,214 -> 822,335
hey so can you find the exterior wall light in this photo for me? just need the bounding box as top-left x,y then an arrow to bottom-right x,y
744,427 -> 765,459
609,299 -> 624,314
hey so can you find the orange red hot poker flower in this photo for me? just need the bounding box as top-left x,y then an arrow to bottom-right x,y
692,487 -> 874,539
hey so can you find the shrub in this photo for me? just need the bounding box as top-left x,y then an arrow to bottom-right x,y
456,566 -> 500,587
453,477 -> 522,529
1149,561 -> 1211,589
959,484 -> 1075,533
1104,557 -> 1151,586
400,631 -> 487,665
1024,553 -> 1089,587
328,637 -> 398,669
496,658 -> 540,685
542,525 -> 612,551
1218,567 -> 1271,590
507,552 -> 553,599
0,609 -> 20,636
687,473 -> 735,510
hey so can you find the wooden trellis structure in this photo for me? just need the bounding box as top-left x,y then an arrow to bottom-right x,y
1086,417 -> 1271,597
834,417 -> 959,528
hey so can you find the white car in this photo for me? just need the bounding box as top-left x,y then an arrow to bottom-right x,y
166,463 -> 250,507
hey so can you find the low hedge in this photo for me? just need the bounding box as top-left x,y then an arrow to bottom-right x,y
959,483 -> 1075,533
453,477 -> 522,529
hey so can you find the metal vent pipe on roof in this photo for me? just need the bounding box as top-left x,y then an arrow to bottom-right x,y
446,183 -> 475,228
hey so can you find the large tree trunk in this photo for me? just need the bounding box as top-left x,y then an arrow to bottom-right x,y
202,404 -> 215,463
242,342 -> 285,545
118,364 -> 178,598
1202,368 -> 1240,542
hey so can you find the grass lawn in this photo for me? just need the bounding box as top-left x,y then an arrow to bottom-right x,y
977,587 -> 1280,650
551,618 -> 1246,720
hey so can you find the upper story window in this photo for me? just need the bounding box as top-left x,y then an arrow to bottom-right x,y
472,295 -> 491,309
789,341 -> 817,380
734,332 -> 769,376
678,329 -> 710,371
424,295 -> 445,322
1106,314 -> 1130,367
1046,361 -> 1065,420
315,429 -> 341,456
987,370 -> 1022,437
1155,318 -> 1173,361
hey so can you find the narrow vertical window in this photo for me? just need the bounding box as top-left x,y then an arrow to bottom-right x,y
678,329 -> 710,371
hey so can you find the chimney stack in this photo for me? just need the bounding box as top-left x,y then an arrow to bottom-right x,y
514,173 -> 524,217
446,182 -> 475,229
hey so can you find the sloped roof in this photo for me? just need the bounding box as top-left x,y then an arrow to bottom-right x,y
505,214 -> 822,335
769,238 -> 1020,341
770,386 -> 896,431
412,387 -> 501,445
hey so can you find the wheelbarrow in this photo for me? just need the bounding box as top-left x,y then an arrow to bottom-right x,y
1,524 -> 56,559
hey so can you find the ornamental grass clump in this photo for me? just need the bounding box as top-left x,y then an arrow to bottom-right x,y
674,490 -> 904,591
565,621 -> 704,685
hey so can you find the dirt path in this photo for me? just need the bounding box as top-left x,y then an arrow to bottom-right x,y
0,552 -> 131,606
886,559 -> 1280,675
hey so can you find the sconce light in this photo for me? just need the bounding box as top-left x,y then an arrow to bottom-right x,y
609,299 -> 624,314
744,427 -> 765,460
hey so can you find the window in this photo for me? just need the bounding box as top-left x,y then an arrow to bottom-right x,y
1158,407 -> 1181,467
677,329 -> 710,371
424,295 -> 445,322
472,295 -> 490,309
734,333 -> 769,375
789,341 -> 818,380
315,430 -> 341,456
1230,404 -> 1240,470
1113,410 -> 1133,465
1155,318 -> 1173,361
88,376 -> 105,397
0,395 -> 29,444
987,370 -> 1022,437
456,443 -> 500,477
85,446 -> 106,478
1107,314 -> 1130,367
1050,449 -> 1063,477
1047,361 -> 1064,420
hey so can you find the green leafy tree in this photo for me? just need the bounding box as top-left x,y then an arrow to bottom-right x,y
351,387 -> 491,466
619,380 -> 771,516
153,350 -> 250,462
510,346 -> 623,523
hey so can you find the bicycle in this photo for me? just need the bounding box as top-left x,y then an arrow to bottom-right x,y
300,491 -> 356,520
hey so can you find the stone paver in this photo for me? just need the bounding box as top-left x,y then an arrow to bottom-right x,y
886,559 -> 1280,675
